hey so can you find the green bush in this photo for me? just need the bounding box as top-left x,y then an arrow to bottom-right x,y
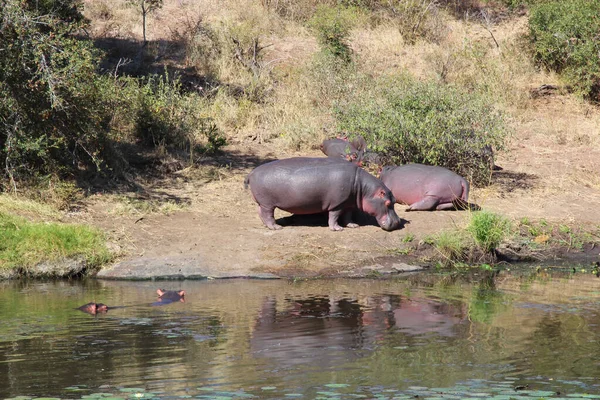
308,5 -> 359,64
529,0 -> 600,100
0,0 -> 116,186
135,72 -> 226,154
335,75 -> 509,185
467,211 -> 511,254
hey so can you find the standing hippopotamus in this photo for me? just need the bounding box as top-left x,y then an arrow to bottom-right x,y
379,164 -> 469,211
244,157 -> 402,231
320,138 -> 363,163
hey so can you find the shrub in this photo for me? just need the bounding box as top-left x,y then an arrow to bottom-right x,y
529,0 -> 600,100
0,0 -> 116,187
335,75 -> 509,185
308,5 -> 359,64
135,72 -> 226,154
467,211 -> 511,254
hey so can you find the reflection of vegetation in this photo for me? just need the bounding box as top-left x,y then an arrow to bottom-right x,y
468,284 -> 508,325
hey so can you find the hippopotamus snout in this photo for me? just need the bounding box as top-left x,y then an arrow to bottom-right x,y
378,210 -> 401,231
363,191 -> 402,232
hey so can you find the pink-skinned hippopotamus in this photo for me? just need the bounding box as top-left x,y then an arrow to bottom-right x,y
379,164 -> 469,211
320,138 -> 363,164
338,133 -> 368,152
244,157 -> 402,231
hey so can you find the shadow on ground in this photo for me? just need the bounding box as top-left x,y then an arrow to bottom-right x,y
492,170 -> 538,194
277,211 -> 409,230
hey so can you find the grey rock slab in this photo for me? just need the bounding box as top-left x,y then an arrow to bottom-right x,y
97,255 -> 281,280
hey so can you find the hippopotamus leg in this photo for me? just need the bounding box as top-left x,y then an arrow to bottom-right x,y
258,205 -> 283,230
328,209 -> 344,231
341,211 -> 359,228
405,196 -> 440,211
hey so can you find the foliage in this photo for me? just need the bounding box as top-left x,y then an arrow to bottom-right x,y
467,211 -> 511,254
0,0 -> 116,188
0,212 -> 111,270
308,5 -> 359,64
135,72 -> 226,154
529,0 -> 600,100
335,75 -> 509,185
433,231 -> 467,267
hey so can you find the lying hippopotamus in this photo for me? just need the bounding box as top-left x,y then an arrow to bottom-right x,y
379,164 -> 469,211
338,133 -> 367,152
320,138 -> 363,163
77,302 -> 109,315
152,289 -> 185,306
244,157 -> 402,231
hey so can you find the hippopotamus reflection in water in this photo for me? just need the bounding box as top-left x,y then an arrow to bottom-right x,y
77,302 -> 109,315
244,157 -> 402,231
152,289 -> 185,306
251,295 -> 467,368
379,164 -> 471,211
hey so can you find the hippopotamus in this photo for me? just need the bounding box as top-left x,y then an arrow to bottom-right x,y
338,134 -> 368,152
77,302 -> 109,315
320,138 -> 363,163
244,157 -> 402,231
153,289 -> 185,306
379,164 -> 469,211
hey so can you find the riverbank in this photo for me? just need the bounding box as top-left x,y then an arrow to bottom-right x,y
3,129 -> 599,281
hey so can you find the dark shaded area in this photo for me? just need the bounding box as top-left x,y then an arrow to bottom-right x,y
93,36 -> 219,95
438,0 -> 525,22
492,170 -> 538,194
276,210 -> 407,230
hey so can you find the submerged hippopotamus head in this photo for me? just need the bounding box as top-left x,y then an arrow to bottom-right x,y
77,302 -> 109,315
153,289 -> 186,306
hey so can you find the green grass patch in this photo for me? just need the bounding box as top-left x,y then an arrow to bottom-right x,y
467,211 -> 512,254
0,212 -> 111,271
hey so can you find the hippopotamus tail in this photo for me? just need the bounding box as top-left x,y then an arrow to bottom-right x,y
461,179 -> 470,203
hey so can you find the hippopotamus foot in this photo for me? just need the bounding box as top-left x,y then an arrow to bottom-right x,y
341,211 -> 359,228
258,205 -> 282,230
436,203 -> 456,211
328,210 -> 345,231
406,196 -> 440,211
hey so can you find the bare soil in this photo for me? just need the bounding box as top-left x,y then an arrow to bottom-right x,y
82,92 -> 600,280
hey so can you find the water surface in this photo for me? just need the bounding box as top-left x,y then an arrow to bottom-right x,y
1,270 -> 600,399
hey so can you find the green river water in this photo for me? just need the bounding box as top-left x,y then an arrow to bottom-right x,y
1,269 -> 600,399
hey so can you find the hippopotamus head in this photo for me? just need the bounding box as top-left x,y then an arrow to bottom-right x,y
77,302 -> 109,315
361,186 -> 401,231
